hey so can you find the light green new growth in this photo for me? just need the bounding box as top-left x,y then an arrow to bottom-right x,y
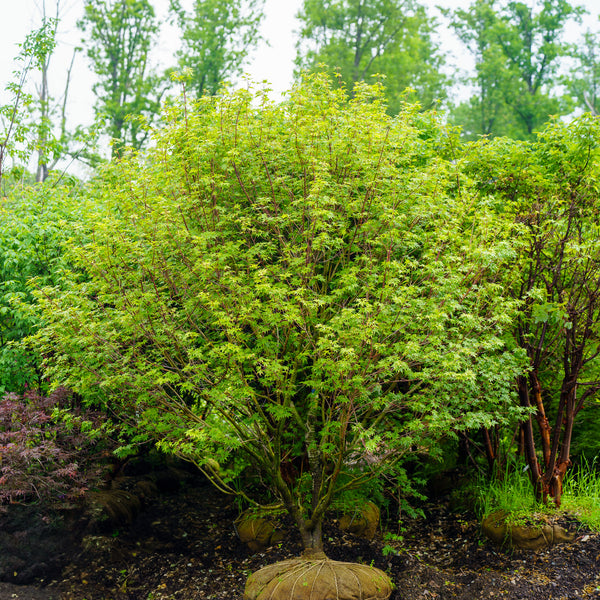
34,72 -> 525,552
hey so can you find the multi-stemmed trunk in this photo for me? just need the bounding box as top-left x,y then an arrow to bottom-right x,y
518,371 -> 583,506
277,435 -> 329,558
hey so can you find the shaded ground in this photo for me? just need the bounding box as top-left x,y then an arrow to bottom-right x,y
2,474 -> 600,600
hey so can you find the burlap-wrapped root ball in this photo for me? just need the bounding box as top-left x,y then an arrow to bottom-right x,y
482,510 -> 576,551
338,502 -> 380,540
235,510 -> 286,552
244,552 -> 393,600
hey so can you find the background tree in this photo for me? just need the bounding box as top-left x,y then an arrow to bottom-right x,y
168,0 -> 265,98
0,3 -> 93,185
34,75 -> 525,565
446,0 -> 515,138
78,0 -> 165,158
0,21 -> 57,191
295,0 -> 448,113
449,0 -> 581,139
32,1 -> 83,183
566,29 -> 600,115
465,114 -> 600,505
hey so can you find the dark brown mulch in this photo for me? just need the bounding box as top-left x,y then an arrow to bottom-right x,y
2,476 -> 600,599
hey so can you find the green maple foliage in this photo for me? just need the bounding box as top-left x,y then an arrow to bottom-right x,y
464,114 -> 600,505
34,74 -> 525,551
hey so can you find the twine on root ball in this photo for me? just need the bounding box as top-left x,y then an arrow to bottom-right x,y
244,553 -> 392,600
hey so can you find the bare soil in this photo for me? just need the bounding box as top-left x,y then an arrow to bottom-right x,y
1,475 -> 600,600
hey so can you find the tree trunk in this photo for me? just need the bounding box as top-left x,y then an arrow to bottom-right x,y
36,56 -> 50,183
518,375 -> 543,498
298,519 -> 325,558
519,369 -> 581,507
543,379 -> 577,506
481,426 -> 500,475
530,371 -> 551,468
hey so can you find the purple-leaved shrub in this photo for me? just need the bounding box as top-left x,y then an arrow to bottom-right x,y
0,386 -> 113,509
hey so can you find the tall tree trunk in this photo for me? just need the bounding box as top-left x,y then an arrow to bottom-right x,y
519,369 -> 581,507
518,374 -> 543,498
543,378 -> 577,506
530,371 -> 551,468
36,56 -> 50,184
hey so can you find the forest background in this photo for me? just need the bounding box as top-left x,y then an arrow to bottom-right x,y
3,0 -> 600,175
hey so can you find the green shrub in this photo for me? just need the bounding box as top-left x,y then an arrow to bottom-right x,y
0,175 -> 85,394
34,73 -> 526,554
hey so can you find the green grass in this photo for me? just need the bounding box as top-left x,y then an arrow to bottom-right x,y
562,458 -> 600,530
474,457 -> 600,531
474,461 -> 551,524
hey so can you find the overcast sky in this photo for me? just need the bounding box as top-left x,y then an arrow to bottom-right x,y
1,0 -> 599,133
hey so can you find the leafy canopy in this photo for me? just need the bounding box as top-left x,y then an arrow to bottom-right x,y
169,0 -> 265,98
78,0 -> 164,156
35,74 -> 525,538
296,0 -> 448,113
